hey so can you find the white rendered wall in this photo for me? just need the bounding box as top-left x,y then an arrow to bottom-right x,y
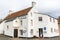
47,17 -> 59,37
4,15 -> 28,37
4,21 -> 13,37
0,21 -> 5,34
27,10 -> 59,37
18,15 -> 28,37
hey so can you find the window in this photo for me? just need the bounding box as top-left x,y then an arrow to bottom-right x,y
7,25 -> 9,29
53,18 -> 55,22
15,21 -> 17,22
51,28 -> 53,32
39,17 -> 42,21
54,29 -> 58,32
50,18 -> 51,22
31,29 -> 33,35
21,20 -> 22,25
20,30 -> 23,35
31,13 -> 32,16
31,20 -> 33,26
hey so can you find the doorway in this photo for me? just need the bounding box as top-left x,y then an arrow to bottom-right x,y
39,28 -> 43,37
14,29 -> 18,38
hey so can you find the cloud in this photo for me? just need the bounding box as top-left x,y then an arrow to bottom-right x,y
0,0 -> 60,19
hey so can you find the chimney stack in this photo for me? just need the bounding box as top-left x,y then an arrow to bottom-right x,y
32,1 -> 36,7
59,16 -> 60,18
8,10 -> 13,15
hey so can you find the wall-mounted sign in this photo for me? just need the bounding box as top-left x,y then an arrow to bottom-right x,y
44,27 -> 46,30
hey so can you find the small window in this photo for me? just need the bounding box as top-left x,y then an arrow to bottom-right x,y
21,20 -> 22,25
7,25 -> 9,29
51,28 -> 53,32
53,19 -> 55,22
39,17 -> 42,21
44,27 -> 46,30
31,29 -> 33,35
50,18 -> 51,22
31,13 -> 32,16
15,21 -> 17,22
20,30 -> 23,35
54,29 -> 57,32
31,20 -> 33,26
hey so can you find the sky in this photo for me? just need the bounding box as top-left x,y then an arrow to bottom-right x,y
0,0 -> 60,19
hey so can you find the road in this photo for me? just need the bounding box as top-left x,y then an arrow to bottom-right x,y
0,35 -> 60,40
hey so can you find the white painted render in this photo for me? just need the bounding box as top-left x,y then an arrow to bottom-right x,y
27,8 -> 59,37
4,21 -> 13,36
3,7 -> 59,38
0,21 -> 5,34
4,15 -> 28,37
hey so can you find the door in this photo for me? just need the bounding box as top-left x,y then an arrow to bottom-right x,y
39,28 -> 43,37
14,29 -> 18,38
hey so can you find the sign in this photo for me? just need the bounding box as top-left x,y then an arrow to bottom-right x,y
44,27 -> 46,30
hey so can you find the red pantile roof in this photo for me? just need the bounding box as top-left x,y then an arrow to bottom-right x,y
4,7 -> 32,20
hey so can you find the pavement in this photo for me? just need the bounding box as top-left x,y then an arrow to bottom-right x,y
0,35 -> 60,40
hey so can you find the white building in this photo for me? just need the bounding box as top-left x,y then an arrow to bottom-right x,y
2,2 -> 59,38
0,19 -> 4,34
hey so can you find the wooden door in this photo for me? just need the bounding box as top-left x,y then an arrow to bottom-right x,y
39,28 -> 43,37
14,29 -> 18,38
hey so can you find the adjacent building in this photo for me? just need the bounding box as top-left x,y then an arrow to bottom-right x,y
0,19 -> 4,34
58,17 -> 60,36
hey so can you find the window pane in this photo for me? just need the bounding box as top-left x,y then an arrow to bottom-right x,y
53,19 -> 55,22
21,20 -> 22,25
50,18 -> 51,22
51,28 -> 53,32
31,20 -> 33,26
20,30 -> 23,35
31,29 -> 33,35
39,17 -> 42,21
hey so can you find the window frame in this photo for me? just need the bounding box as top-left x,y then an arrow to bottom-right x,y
38,17 -> 42,21
20,30 -> 23,35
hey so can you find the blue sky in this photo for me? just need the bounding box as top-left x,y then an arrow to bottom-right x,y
0,0 -> 60,19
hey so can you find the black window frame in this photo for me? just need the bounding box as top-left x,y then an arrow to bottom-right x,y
20,30 -> 23,35
39,17 -> 42,21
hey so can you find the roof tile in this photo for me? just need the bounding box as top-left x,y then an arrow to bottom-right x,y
4,7 -> 32,20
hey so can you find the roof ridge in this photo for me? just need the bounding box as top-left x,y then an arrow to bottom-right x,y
4,7 -> 32,20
